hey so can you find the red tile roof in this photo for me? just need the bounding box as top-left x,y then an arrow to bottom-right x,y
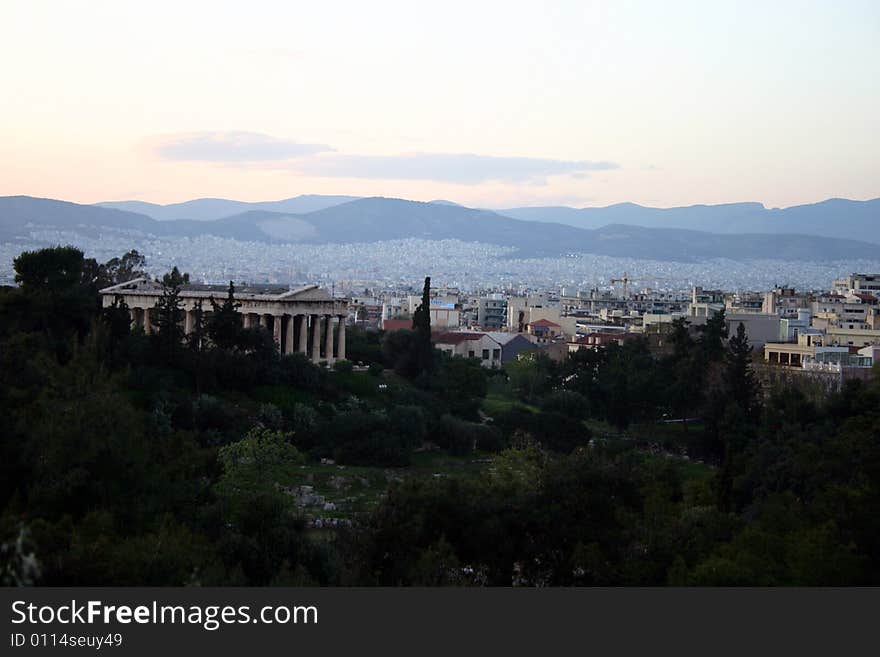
528,319 -> 561,327
382,318 -> 413,331
434,332 -> 487,345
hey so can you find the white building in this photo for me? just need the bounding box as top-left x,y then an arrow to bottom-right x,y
434,331 -> 502,368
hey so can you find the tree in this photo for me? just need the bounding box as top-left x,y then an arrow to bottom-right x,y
598,339 -> 659,432
507,351 -> 558,401
187,299 -> 206,394
382,329 -> 422,379
433,355 -> 488,419
697,308 -> 728,361
13,246 -> 84,291
101,295 -> 132,363
725,322 -> 761,420
103,250 -> 147,285
411,276 -> 434,376
213,428 -> 312,585
207,281 -> 243,351
216,427 -> 304,496
161,266 -> 189,287
10,246 -> 98,353
665,317 -> 703,428
669,317 -> 693,360
153,268 -> 187,360
187,299 -> 205,353
80,257 -> 111,298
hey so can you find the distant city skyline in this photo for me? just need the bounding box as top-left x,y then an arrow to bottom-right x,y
1,0 -> 878,208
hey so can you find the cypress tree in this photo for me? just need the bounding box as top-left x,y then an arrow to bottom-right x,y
411,276 -> 434,375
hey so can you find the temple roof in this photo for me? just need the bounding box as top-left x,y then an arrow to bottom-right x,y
99,278 -> 337,302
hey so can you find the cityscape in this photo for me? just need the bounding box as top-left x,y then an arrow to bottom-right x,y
1,4 -> 879,648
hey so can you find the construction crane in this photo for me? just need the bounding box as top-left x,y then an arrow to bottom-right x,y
610,272 -> 670,298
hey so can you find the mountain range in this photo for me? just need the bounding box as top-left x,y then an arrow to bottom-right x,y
1,194 -> 879,262
498,198 -> 880,241
95,194 -> 880,244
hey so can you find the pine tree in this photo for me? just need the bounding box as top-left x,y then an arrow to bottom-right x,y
188,299 -> 206,395
697,308 -> 728,361
102,294 -> 132,342
208,281 -> 242,351
154,268 -> 187,361
669,316 -> 693,361
161,266 -> 189,287
666,317 -> 702,430
725,321 -> 761,419
188,299 -> 205,353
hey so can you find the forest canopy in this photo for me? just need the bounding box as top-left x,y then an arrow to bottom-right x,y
1,246 -> 878,586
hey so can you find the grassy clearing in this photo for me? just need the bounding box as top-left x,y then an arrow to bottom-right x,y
482,391 -> 539,416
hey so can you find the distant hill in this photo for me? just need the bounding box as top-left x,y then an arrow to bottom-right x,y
497,198 -> 880,243
3,195 -> 879,261
0,195 -> 159,241
96,194 -> 361,221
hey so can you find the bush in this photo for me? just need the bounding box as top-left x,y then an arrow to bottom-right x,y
193,394 -> 246,445
317,410 -> 412,467
278,353 -> 325,391
333,359 -> 354,374
434,415 -> 502,455
541,390 -> 590,420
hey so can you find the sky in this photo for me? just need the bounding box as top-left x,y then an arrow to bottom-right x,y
0,0 -> 878,209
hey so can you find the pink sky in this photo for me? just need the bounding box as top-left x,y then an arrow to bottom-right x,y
1,0 -> 877,208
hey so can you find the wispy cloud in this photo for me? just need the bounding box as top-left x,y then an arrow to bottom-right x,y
150,131 -> 619,183
295,152 -> 619,184
153,131 -> 333,162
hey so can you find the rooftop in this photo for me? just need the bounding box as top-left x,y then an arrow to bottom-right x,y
100,277 -> 336,302
434,332 -> 489,345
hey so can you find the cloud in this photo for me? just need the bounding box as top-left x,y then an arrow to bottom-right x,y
150,131 -> 619,183
294,152 -> 619,184
153,131 -> 333,162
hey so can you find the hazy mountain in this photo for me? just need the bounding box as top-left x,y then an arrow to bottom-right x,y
96,194 -> 360,221
498,198 -> 880,243
171,197 -> 880,260
0,195 -> 159,241
92,200 -> 167,217
4,195 -> 879,262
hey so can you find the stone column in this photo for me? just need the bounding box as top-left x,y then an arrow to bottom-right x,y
336,315 -> 346,361
129,308 -> 137,329
324,315 -> 334,363
143,306 -> 152,334
184,309 -> 194,334
259,314 -> 268,329
310,314 -> 321,363
242,313 -> 251,329
284,315 -> 294,355
273,315 -> 282,351
298,314 -> 308,355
